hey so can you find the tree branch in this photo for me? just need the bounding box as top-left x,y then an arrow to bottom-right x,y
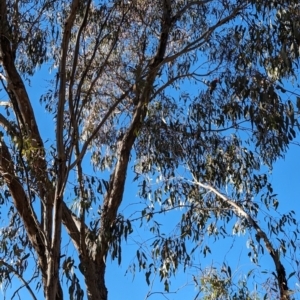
190,178 -> 290,299
172,0 -> 214,22
158,3 -> 249,70
0,113 -> 19,137
0,138 -> 48,290
49,0 -> 81,299
97,0 -> 174,266
0,0 -> 54,246
0,259 -> 38,300
68,87 -> 132,171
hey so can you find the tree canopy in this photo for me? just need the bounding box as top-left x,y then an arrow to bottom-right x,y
0,0 -> 300,299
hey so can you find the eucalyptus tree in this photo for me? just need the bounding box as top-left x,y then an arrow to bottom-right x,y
0,0 -> 299,299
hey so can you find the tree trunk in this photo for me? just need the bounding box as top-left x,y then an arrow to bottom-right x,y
80,254 -> 108,300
